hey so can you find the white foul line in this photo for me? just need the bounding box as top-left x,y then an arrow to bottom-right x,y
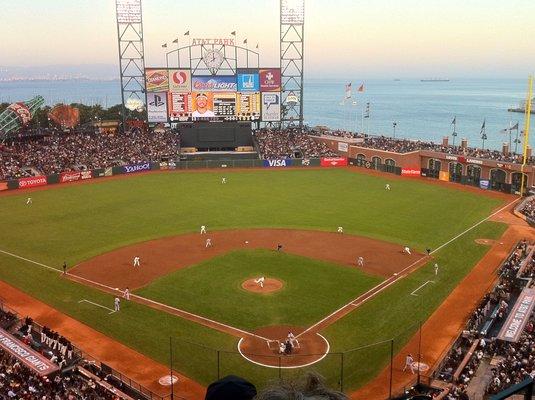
79,299 -> 116,314
0,249 -> 62,272
410,280 -> 435,296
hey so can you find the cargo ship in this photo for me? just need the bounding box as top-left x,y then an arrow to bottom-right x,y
508,99 -> 535,114
420,78 -> 450,82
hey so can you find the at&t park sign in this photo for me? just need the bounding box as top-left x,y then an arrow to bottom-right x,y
191,38 -> 235,46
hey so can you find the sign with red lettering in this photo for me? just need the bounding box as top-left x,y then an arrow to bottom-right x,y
401,167 -> 421,177
18,176 -> 47,189
321,157 -> 348,167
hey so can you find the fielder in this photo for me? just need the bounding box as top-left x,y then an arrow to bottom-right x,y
403,246 -> 411,255
254,276 -> 265,288
403,354 -> 415,374
385,184 -> 391,190
221,177 -> 227,184
26,197 -> 32,205
123,287 -> 130,300
114,297 -> 121,312
337,226 -> 344,234
434,263 -> 439,275
205,238 -> 212,248
200,225 -> 207,234
357,256 -> 364,267
133,256 -> 140,267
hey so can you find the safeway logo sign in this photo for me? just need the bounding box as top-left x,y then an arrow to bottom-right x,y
263,159 -> 292,167
401,168 -> 421,177
320,157 -> 348,167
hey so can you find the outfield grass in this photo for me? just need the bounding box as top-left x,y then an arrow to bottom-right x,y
137,249 -> 382,331
0,169 -> 508,390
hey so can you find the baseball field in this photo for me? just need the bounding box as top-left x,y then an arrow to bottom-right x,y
0,168 -> 511,393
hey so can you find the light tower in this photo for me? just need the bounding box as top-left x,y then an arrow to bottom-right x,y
115,0 -> 147,128
280,0 -> 305,128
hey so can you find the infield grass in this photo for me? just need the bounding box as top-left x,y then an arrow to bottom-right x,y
0,168 -> 509,391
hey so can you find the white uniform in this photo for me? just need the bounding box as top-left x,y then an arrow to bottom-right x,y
403,354 -> 415,373
403,246 -> 411,255
123,288 -> 130,300
434,263 -> 439,275
133,256 -> 140,267
337,226 -> 344,233
200,225 -> 207,234
205,238 -> 212,248
26,197 -> 32,205
254,277 -> 265,288
385,184 -> 391,190
114,297 -> 120,312
357,257 -> 364,267
221,177 -> 226,184
287,332 -> 299,348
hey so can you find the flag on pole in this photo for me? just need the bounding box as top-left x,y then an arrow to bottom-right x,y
243,39 -> 248,44
172,38 -> 179,44
345,83 -> 352,99
256,43 -> 259,49
357,84 -> 364,92
162,43 -> 168,48
511,122 -> 519,130
231,31 -> 236,36
451,116 -> 456,125
184,31 -> 190,36
480,119 -> 486,135
364,102 -> 370,118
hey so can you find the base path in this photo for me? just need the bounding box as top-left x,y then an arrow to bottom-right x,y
69,229 -> 423,291
350,221 -> 534,399
0,280 -> 205,400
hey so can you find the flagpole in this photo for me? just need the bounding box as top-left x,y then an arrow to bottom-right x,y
508,120 -> 512,154
520,75 -> 533,196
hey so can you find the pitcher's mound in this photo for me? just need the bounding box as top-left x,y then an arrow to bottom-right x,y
242,278 -> 283,294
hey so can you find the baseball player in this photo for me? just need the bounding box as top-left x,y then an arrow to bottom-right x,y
114,297 -> 121,312
133,256 -> 140,267
287,331 -> 299,348
62,261 -> 67,275
221,177 -> 227,184
357,256 -> 364,267
200,225 -> 207,234
337,226 -> 344,234
434,263 -> 439,275
26,197 -> 32,205
205,238 -> 212,248
123,287 -> 130,300
254,276 -> 265,288
385,184 -> 391,190
403,353 -> 415,373
403,246 -> 411,255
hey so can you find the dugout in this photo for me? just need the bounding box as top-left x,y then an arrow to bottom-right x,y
179,122 -> 253,151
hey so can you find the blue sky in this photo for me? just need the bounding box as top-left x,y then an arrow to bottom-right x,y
0,0 -> 534,78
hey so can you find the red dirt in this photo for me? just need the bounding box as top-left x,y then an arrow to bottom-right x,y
69,229 -> 424,291
241,278 -> 283,293
351,221 -> 535,399
238,325 -> 329,368
0,280 -> 205,400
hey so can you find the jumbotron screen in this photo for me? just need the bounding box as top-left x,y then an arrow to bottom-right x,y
145,68 -> 281,123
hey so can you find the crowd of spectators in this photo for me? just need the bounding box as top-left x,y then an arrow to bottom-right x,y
254,128 -> 338,159
435,240 -> 535,398
0,128 -> 180,181
519,197 -> 535,222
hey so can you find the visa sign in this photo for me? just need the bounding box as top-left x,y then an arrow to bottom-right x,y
263,159 -> 293,167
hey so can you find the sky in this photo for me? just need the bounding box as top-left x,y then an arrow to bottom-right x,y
0,0 -> 534,78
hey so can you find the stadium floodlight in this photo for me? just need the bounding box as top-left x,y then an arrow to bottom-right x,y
280,0 -> 305,128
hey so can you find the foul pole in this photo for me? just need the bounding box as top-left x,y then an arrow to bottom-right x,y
520,75 -> 532,196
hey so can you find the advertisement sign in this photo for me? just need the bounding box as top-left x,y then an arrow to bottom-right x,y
261,92 -> 281,122
337,142 -> 349,153
479,180 -> 490,190
321,157 -> 348,167
237,92 -> 260,119
259,69 -> 281,92
145,69 -> 169,92
60,171 -> 93,183
237,73 -> 260,92
124,162 -> 150,174
212,93 -> 236,118
191,92 -> 215,119
116,0 -> 142,23
263,159 -> 293,167
401,167 -> 421,177
439,171 -> 449,181
147,92 -> 168,123
8,103 -> 32,125
0,182 -> 7,191
168,70 -> 191,92
18,176 -> 47,189
0,328 -> 60,376
192,76 -> 237,92
497,288 -> 535,342
168,92 -> 192,120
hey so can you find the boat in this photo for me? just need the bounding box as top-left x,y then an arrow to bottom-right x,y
508,99 -> 535,114
420,78 -> 450,82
